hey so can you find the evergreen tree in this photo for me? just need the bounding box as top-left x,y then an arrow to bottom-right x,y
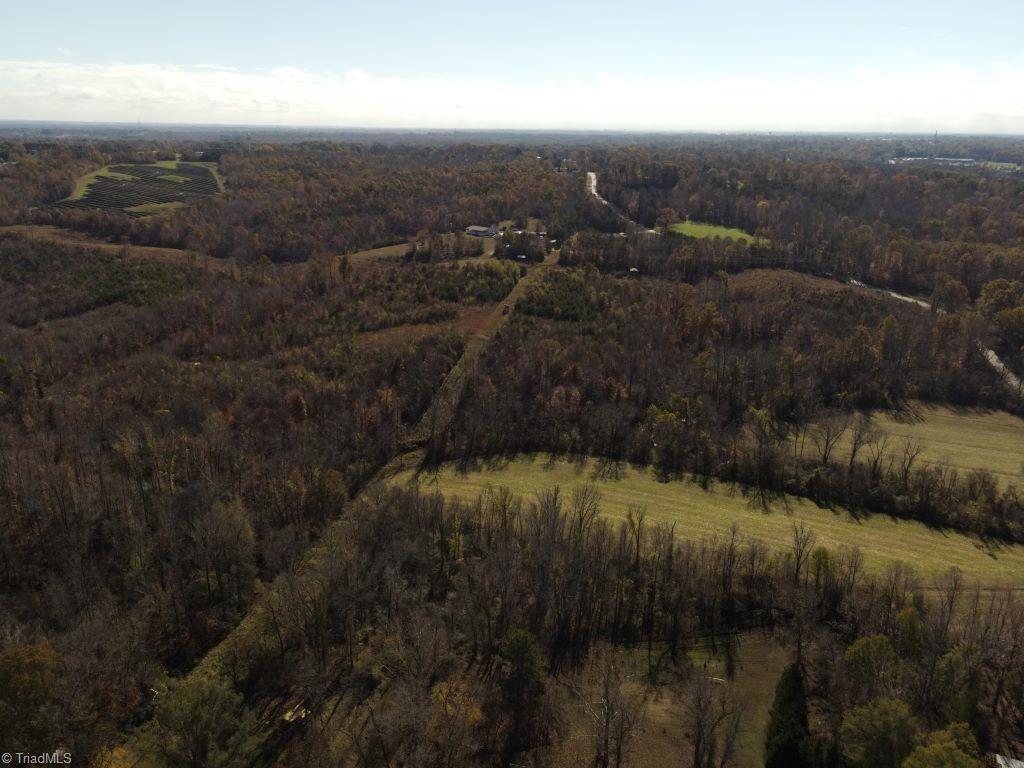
765,663 -> 813,768
498,627 -> 550,759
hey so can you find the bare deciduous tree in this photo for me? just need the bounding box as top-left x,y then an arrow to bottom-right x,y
574,645 -> 649,768
682,673 -> 743,768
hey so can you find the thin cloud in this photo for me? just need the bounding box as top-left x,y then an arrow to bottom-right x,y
0,59 -> 1022,132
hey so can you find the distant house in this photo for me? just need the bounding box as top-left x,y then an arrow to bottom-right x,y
465,225 -> 496,237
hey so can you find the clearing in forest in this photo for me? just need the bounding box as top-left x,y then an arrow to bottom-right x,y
55,161 -> 222,216
340,230 -> 497,267
393,456 -> 1024,586
550,632 -> 787,768
690,633 -> 789,768
669,220 -> 758,243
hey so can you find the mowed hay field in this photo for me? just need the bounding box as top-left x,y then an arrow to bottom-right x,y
843,405 -> 1024,488
393,457 -> 1024,586
670,220 -> 757,243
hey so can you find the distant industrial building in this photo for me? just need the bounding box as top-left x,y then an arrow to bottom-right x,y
465,225 -> 496,237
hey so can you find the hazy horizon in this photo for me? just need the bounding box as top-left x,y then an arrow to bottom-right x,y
3,0 -> 1024,133
3,119 -> 1024,138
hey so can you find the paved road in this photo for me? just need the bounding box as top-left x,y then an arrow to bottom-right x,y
850,279 -> 1022,398
586,171 -> 635,227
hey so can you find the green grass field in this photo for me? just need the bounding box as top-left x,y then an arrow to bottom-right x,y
124,201 -> 186,214
844,405 -> 1024,488
669,220 -> 757,243
394,457 -> 1024,585
342,242 -> 410,263
795,404 -> 1024,489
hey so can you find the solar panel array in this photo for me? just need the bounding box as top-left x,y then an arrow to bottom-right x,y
54,162 -> 220,215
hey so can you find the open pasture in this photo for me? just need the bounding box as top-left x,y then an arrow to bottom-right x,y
865,405 -> 1024,486
806,404 -> 1024,489
55,161 -> 221,216
670,220 -> 758,243
394,456 -> 1024,586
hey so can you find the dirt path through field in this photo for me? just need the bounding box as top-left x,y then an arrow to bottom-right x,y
407,249 -> 557,447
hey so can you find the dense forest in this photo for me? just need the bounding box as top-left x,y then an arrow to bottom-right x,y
588,148 -> 1024,299
1,133 -> 1024,768
0,231 -> 519,758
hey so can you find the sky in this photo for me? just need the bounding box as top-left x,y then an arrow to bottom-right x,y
2,0 -> 1024,133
